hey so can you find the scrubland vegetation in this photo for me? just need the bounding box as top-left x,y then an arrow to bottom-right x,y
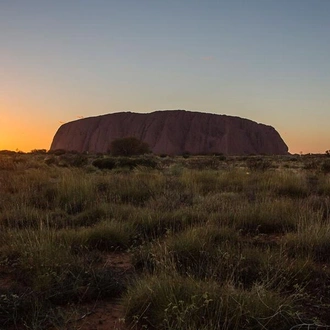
1,151 -> 330,329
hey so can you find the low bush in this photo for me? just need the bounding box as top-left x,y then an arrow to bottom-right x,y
92,156 -> 158,170
48,149 -> 67,156
246,157 -> 273,172
92,157 -> 116,170
59,154 -> 89,167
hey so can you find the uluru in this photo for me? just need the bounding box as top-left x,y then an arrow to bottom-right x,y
50,110 -> 289,155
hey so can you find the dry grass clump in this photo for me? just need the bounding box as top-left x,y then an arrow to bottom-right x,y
284,211 -> 330,262
231,199 -> 299,234
204,197 -> 299,235
160,226 -> 239,279
123,274 -> 298,330
77,220 -> 133,251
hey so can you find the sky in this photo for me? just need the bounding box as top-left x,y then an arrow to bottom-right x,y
1,0 -> 329,154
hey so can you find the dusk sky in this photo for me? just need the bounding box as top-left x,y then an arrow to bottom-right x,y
1,0 -> 329,154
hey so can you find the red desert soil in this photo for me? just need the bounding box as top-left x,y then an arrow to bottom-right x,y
0,273 -> 13,290
69,299 -> 127,330
69,252 -> 133,330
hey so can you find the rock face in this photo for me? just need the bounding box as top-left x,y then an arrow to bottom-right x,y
50,110 -> 289,155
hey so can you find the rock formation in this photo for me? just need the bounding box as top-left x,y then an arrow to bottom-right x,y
50,110 -> 289,155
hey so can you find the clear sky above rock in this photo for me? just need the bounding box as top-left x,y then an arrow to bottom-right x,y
1,0 -> 329,154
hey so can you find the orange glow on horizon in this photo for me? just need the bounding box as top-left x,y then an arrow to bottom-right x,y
1,102 -> 56,152
284,131 -> 329,155
0,122 -> 53,152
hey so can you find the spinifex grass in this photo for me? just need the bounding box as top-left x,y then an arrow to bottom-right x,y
123,273 -> 298,330
284,210 -> 330,262
1,152 -> 330,328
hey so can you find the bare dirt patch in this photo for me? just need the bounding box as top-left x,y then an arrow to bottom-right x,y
0,273 -> 14,290
68,299 -> 127,330
65,251 -> 133,330
103,252 -> 133,273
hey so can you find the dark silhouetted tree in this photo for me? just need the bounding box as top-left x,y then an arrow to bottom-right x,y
110,137 -> 150,156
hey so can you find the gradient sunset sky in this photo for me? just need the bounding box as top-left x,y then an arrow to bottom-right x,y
1,0 -> 329,154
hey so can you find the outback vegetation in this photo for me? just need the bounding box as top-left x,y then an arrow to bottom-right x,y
110,137 -> 151,156
1,150 -> 330,329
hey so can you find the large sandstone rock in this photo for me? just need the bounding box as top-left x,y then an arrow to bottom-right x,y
50,110 -> 289,155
